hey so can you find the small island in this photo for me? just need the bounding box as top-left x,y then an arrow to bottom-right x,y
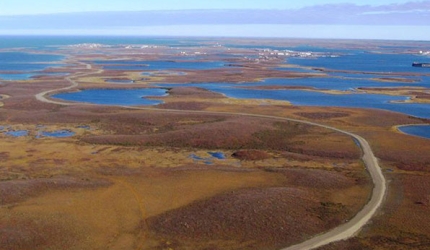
412,62 -> 430,67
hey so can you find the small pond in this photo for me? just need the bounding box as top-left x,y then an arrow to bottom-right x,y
39,130 -> 76,138
190,152 -> 227,165
208,152 -> 226,159
4,130 -> 29,137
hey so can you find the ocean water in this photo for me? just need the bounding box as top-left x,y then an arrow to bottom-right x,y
0,52 -> 63,71
288,52 -> 429,73
0,36 -> 206,49
0,51 -> 65,80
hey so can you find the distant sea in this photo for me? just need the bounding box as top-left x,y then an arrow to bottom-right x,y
0,36 -> 206,49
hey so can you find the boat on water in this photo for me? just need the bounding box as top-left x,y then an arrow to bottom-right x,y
412,62 -> 430,67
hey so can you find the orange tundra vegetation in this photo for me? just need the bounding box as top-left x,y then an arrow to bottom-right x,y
0,40 -> 429,250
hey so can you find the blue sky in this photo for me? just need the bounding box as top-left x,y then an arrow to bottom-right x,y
0,0 -> 415,15
0,0 -> 429,40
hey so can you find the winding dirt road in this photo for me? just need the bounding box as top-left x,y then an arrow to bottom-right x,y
35,63 -> 99,105
34,70 -> 387,250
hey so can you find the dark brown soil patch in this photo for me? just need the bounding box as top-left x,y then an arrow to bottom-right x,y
231,150 -> 272,161
0,152 -> 9,160
148,187 -> 350,250
0,216 -> 82,250
410,91 -> 430,100
157,101 -> 212,110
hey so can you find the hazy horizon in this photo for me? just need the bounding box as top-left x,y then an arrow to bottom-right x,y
1,0 -> 429,40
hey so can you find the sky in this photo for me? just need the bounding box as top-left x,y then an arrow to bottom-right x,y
0,0 -> 429,40
0,0 -> 416,15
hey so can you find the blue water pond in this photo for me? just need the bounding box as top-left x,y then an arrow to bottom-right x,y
76,125 -> 91,129
399,125 -> 430,139
208,152 -> 226,159
4,130 -> 29,137
52,88 -> 167,106
40,130 -> 76,138
190,152 -> 227,165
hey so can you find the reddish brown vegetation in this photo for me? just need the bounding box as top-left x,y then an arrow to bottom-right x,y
295,112 -> 349,120
277,168 -> 356,190
81,116 -> 360,159
231,150 -> 272,161
3,41 -> 428,250
157,101 -> 212,110
0,215 -> 81,250
321,173 -> 430,250
364,130 -> 430,172
0,152 -> 9,160
148,187 -> 351,250
372,78 -> 418,83
0,177 -> 111,205
410,91 -> 430,100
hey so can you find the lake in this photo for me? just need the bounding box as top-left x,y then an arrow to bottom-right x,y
159,81 -> 430,119
398,125 -> 430,139
52,88 -> 167,106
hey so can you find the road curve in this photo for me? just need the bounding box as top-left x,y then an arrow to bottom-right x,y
35,75 -> 78,105
122,108 -> 386,250
34,73 -> 387,250
35,63 -> 100,105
